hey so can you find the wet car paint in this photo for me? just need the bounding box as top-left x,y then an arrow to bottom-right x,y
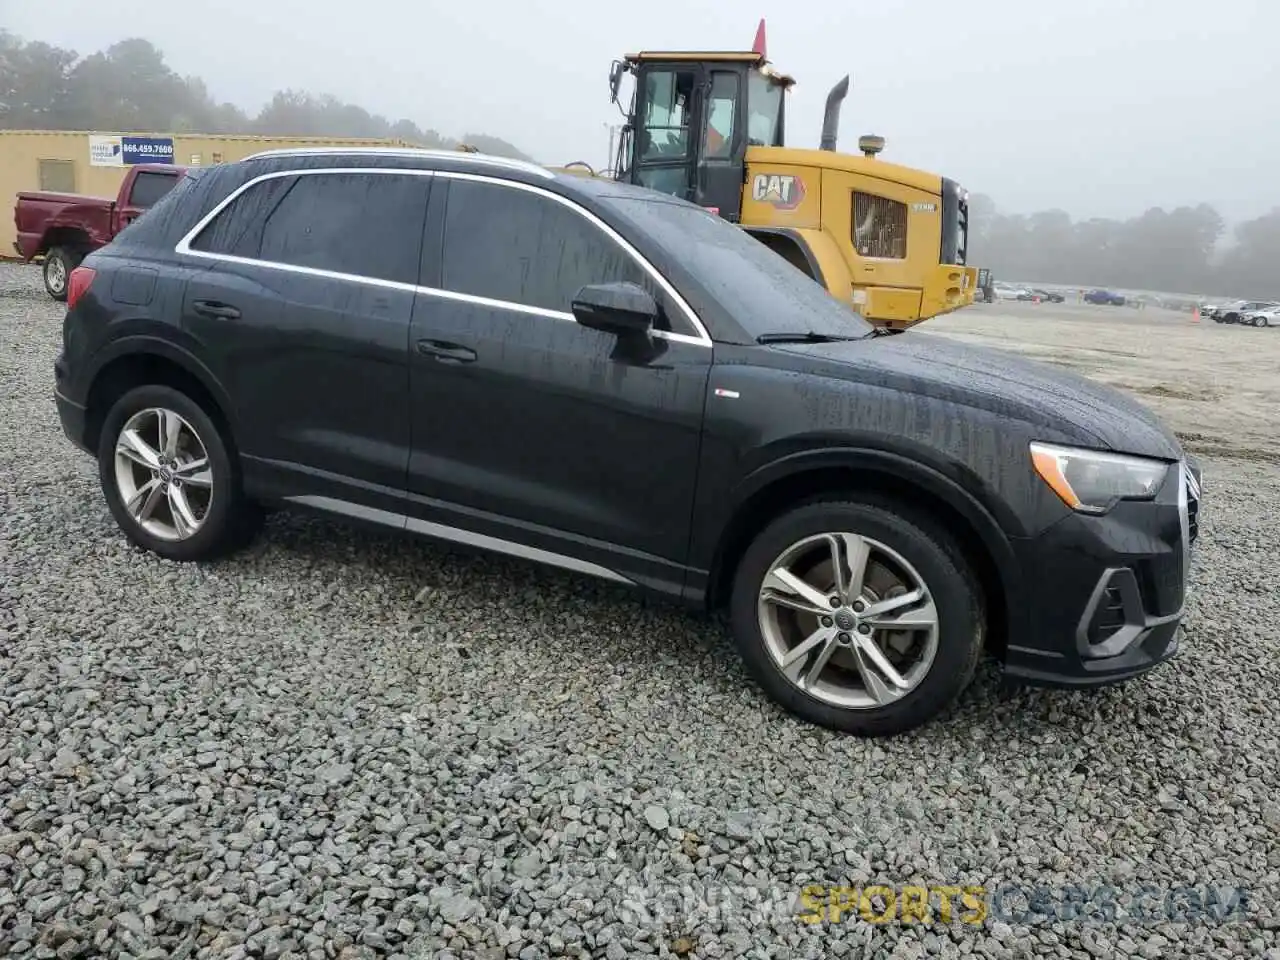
55,148 -> 1196,690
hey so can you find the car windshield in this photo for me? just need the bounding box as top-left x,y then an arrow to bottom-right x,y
601,194 -> 874,340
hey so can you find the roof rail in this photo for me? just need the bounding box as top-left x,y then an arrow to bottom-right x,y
238,145 -> 554,180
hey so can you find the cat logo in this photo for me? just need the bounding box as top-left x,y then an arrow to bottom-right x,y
751,173 -> 806,211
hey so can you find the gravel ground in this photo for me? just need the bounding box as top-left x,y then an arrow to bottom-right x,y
2,259 -> 1278,960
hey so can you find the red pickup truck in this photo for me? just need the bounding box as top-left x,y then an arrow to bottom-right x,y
14,163 -> 188,300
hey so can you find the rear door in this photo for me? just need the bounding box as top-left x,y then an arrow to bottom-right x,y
404,174 -> 713,591
176,168 -> 430,511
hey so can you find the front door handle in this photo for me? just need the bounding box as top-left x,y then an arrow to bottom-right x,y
191,299 -> 241,320
416,339 -> 477,364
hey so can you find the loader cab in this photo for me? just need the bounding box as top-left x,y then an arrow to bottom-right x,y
611,51 -> 792,222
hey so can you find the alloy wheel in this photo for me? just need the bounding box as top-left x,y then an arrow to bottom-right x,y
757,532 -> 939,709
45,256 -> 66,294
113,407 -> 214,541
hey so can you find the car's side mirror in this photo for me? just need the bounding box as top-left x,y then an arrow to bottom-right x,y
571,282 -> 658,337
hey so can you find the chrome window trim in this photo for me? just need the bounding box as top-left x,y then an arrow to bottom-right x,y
172,166 -> 712,347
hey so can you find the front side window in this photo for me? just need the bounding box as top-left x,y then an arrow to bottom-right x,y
129,171 -> 179,208
189,172 -> 428,286
746,71 -> 785,146
641,69 -> 696,161
440,179 -> 671,329
852,192 -> 908,260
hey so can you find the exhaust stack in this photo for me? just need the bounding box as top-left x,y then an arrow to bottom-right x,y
819,75 -> 850,151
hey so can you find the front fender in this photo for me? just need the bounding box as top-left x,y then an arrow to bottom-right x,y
687,443 -> 1026,616
735,446 -> 1020,563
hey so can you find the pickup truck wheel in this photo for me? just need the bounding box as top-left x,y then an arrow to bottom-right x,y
729,498 -> 984,736
97,384 -> 262,561
43,247 -> 80,301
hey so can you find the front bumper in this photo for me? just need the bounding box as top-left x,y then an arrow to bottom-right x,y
1003,458 -> 1201,688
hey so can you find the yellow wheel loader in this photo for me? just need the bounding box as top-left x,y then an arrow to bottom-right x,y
579,20 -> 977,330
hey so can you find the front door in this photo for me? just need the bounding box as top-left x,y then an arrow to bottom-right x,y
177,168 -> 430,510
405,174 -> 714,592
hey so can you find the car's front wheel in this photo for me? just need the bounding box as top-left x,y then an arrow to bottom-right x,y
97,384 -> 261,561
729,498 -> 985,736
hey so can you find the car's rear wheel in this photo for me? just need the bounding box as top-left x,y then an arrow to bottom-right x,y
43,247 -> 80,301
97,384 -> 261,561
729,498 -> 985,736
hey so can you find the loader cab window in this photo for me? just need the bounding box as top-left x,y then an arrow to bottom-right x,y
747,71 -> 785,146
702,72 -> 739,158
640,69 -> 695,161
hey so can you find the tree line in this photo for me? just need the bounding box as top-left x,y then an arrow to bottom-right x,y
968,194 -> 1279,300
0,31 -> 532,161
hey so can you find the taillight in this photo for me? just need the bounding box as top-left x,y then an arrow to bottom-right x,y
67,266 -> 96,310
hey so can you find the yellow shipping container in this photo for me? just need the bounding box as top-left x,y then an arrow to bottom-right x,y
1,129 -> 419,259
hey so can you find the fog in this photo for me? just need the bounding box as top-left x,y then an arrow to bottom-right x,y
4,0 -> 1275,223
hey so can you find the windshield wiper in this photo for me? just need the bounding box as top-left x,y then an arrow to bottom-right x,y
755,331 -> 864,344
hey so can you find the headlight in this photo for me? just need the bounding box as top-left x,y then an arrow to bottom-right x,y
1030,442 -> 1171,514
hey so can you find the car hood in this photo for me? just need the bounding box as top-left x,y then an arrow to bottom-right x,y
773,332 -> 1184,460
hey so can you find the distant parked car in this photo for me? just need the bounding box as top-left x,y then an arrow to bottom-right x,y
1245,305 -> 1280,328
993,283 -> 1032,302
1084,289 -> 1126,306
1030,288 -> 1065,303
1213,300 -> 1278,324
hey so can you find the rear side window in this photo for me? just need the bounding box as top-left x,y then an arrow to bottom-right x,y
189,171 -> 430,286
129,171 -> 180,208
440,179 -> 663,323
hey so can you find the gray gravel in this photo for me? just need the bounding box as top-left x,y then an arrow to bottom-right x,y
2,258 -> 1278,959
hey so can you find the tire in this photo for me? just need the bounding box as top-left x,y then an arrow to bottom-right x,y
43,246 -> 81,301
728,497 -> 985,736
97,384 -> 261,561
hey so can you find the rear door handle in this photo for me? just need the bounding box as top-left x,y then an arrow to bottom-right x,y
192,299 -> 241,320
416,339 -> 477,364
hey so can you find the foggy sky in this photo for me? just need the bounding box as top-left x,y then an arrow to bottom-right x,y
5,0 -> 1275,223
